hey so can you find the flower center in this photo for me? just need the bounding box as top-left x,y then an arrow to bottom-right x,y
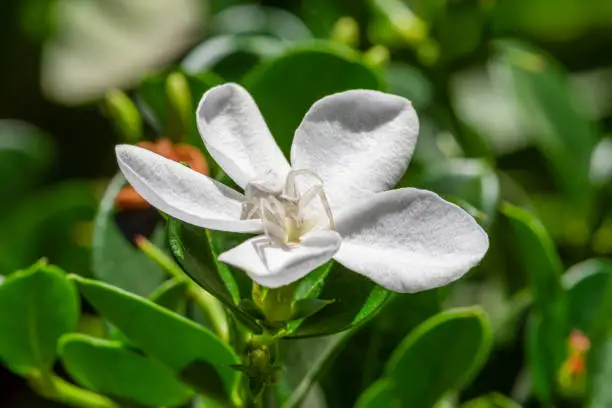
241,170 -> 334,246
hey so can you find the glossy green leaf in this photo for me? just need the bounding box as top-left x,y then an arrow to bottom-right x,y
0,120 -> 54,212
289,264 -> 391,338
149,278 -> 188,312
167,218 -> 240,307
414,159 -> 500,228
213,5 -> 313,41
588,338 -> 612,408
291,299 -> 335,321
92,174 -> 165,296
491,41 -> 597,208
501,203 -> 568,402
169,221 -> 260,333
59,334 -> 193,407
182,35 -> 286,82
70,275 -> 241,403
356,307 -> 491,408
277,332 -> 350,408
244,43 -> 384,154
385,63 -> 433,110
565,259 -> 612,338
564,260 -> 612,408
0,181 -> 96,276
0,263 -> 79,376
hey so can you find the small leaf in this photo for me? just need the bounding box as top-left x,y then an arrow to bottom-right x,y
70,275 -> 241,403
291,299 -> 334,321
167,218 -> 240,306
491,40 -> 597,209
0,263 -> 79,376
92,174 -> 165,296
59,334 -> 193,407
501,203 -> 568,402
238,299 -> 266,320
167,219 -> 262,333
149,278 -> 188,312
356,307 -> 492,408
413,159 -> 500,228
289,264 -> 391,338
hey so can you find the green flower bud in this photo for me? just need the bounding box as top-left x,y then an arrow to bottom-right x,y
331,17 -> 360,48
104,89 -> 142,143
165,72 -> 192,142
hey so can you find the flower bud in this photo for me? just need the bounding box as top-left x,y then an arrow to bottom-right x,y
165,72 -> 192,142
104,89 -> 142,143
331,17 -> 360,48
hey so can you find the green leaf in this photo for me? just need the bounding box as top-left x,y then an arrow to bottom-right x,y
461,393 -> 521,408
168,220 -> 262,333
70,275 -> 241,404
92,174 -> 165,296
277,332 -> 350,408
385,63 -> 433,110
244,43 -> 384,154
491,40 -> 597,209
500,203 -> 568,402
0,263 -> 79,376
0,181 -> 97,276
167,218 -> 240,307
413,159 -> 500,228
149,278 -> 188,312
356,307 -> 491,408
182,35 -> 287,82
588,338 -> 612,408
289,264 -> 391,338
564,260 -> 612,407
565,259 -> 612,339
0,120 -> 54,212
291,299 -> 335,321
213,5 -> 313,41
59,334 -> 193,407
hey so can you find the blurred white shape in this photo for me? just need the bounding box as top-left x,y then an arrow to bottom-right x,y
41,0 -> 205,105
451,67 -> 526,154
590,137 -> 612,185
570,68 -> 612,120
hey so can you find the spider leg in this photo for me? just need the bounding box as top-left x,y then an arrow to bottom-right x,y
299,185 -> 335,230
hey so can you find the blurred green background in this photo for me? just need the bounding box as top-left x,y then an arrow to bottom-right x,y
2,0 -> 612,407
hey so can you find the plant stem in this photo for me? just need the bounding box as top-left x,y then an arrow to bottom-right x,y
135,235 -> 229,342
30,372 -> 119,408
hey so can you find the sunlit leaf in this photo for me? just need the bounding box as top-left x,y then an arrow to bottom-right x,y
60,334 -> 193,407
0,263 -> 79,376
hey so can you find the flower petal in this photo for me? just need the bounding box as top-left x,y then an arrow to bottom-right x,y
291,90 -> 418,211
196,83 -> 290,189
116,144 -> 262,233
218,231 -> 342,288
333,188 -> 488,293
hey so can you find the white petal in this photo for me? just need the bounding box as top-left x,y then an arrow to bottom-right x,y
333,188 -> 488,293
116,144 -> 262,233
196,83 -> 290,189
291,90 -> 418,211
218,231 -> 342,288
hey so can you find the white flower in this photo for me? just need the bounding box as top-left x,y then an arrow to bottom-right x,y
116,83 -> 488,292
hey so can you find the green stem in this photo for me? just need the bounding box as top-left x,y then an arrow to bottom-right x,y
135,235 -> 229,342
30,372 -> 119,408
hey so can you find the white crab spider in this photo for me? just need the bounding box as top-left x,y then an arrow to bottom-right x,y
241,170 -> 335,247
